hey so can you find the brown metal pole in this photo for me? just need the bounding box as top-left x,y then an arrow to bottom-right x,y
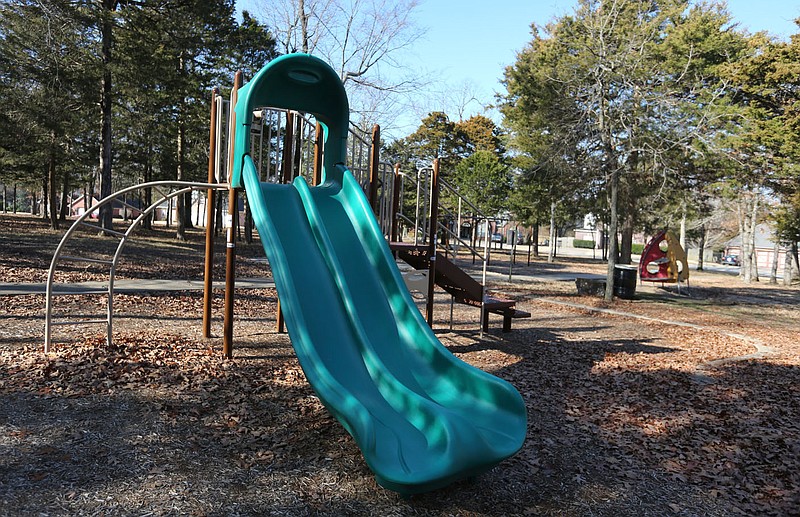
276,111 -> 297,334
390,164 -> 401,242
426,159 -> 440,327
368,124 -> 380,212
223,71 -> 242,358
202,88 -> 219,339
281,112 -> 295,184
312,122 -> 324,186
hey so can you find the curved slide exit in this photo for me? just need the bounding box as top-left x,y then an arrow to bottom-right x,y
232,54 -> 526,494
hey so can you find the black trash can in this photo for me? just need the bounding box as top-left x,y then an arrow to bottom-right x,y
613,265 -> 638,300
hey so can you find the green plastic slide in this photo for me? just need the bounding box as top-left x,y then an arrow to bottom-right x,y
231,54 -> 526,494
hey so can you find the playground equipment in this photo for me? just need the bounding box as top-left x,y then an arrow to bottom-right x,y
389,162 -> 530,332
639,229 -> 689,289
229,53 -> 526,494
45,62 -> 526,353
44,77 -> 390,354
44,180 -> 228,353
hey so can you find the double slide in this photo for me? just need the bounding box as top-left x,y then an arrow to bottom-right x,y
232,54 -> 526,494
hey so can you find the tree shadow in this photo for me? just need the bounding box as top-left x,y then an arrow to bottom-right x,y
2,300 -> 798,515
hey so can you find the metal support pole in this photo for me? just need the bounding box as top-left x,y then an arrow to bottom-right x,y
390,164 -> 401,242
312,122 -> 323,186
276,110 -> 296,334
281,112 -> 295,184
202,88 -> 219,339
480,218 -> 490,337
426,159 -> 440,327
368,124 -> 380,212
222,71 -> 242,359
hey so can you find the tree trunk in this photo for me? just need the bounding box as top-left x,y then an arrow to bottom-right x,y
42,174 -> 49,222
769,238 -> 780,284
604,169 -> 619,302
784,245 -> 797,284
184,191 -> 193,229
244,196 -> 253,244
748,195 -> 760,283
793,243 -> 800,280
618,174 -> 635,264
13,184 -> 17,213
59,170 -> 70,221
176,102 -> 187,241
697,224 -> 706,271
143,159 -> 153,230
619,213 -> 633,265
299,0 -> 309,53
738,191 -> 759,283
48,134 -> 59,229
532,223 -> 539,258
547,201 -> 556,263
98,0 -> 116,234
679,201 -> 687,250
215,190 -> 224,236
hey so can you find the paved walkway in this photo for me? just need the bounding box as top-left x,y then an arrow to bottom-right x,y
0,277 -> 275,296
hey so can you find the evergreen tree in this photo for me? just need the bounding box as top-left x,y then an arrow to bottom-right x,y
0,0 -> 97,229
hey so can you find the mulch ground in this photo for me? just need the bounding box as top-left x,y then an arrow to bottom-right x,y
1,213 -> 799,516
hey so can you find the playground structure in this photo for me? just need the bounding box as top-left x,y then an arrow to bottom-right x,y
45,77 -> 528,354
44,54 -> 528,494
639,229 -> 690,290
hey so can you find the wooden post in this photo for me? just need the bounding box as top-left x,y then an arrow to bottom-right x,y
426,159 -> 440,327
202,88 -> 219,339
368,124 -> 380,212
223,71 -> 242,359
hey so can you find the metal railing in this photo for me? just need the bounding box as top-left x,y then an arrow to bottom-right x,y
44,181 -> 228,352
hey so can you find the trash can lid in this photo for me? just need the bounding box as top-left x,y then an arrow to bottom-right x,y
614,264 -> 638,270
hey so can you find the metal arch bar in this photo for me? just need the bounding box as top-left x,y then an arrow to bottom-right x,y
44,180 -> 228,353
78,221 -> 127,238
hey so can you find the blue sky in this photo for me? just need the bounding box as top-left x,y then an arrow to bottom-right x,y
407,0 -> 798,97
236,0 -> 800,134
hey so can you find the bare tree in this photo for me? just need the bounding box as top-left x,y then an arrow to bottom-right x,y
255,0 -> 424,123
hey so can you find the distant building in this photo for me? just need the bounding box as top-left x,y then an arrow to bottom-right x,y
70,196 -> 142,220
724,223 -> 787,270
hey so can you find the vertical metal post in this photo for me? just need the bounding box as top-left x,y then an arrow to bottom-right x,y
480,218 -> 490,337
203,88 -> 219,339
390,164 -> 401,242
223,72 -> 242,359
281,112 -> 295,184
368,124 -> 380,212
312,122 -> 324,186
509,227 -> 517,282
276,110 -> 296,334
413,169 -> 421,246
426,159 -> 440,327
456,197 -> 462,256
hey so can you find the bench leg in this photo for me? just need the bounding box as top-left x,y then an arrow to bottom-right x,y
503,315 -> 512,333
481,307 -> 489,333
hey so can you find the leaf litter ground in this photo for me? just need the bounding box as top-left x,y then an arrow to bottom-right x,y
1,213 -> 799,515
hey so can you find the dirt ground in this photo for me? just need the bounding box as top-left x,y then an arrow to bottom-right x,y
1,213 -> 799,516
